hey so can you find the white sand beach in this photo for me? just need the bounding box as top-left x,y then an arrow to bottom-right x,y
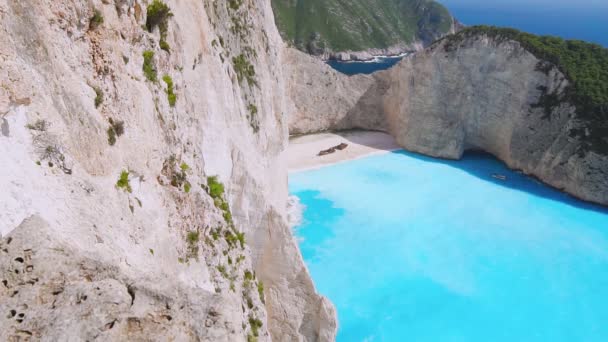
287,130 -> 401,172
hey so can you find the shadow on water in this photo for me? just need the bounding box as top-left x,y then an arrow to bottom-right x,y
388,149 -> 608,216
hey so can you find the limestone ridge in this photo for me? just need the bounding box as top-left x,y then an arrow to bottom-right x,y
272,0 -> 458,60
0,0 -> 335,341
286,32 -> 608,206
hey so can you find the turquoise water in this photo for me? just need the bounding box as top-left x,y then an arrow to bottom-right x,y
290,151 -> 608,341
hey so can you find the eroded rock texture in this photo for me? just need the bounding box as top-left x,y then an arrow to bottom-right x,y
0,0 -> 335,340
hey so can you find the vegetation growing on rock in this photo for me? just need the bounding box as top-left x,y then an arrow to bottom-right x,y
89,9 -> 104,30
228,0 -> 244,11
257,281 -> 265,304
272,0 -> 453,54
186,230 -> 200,258
107,118 -> 124,146
233,54 -> 257,87
94,87 -> 103,108
162,75 -> 176,107
142,50 -> 157,82
159,39 -> 171,53
247,103 -> 259,133
116,170 -> 132,193
249,315 -> 263,337
161,156 -> 191,192
440,26 -> 608,155
206,176 -> 225,199
33,134 -> 72,174
146,0 -> 173,52
146,0 -> 172,32
26,119 -> 48,131
205,176 -> 236,225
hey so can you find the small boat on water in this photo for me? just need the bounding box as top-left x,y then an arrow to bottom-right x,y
492,174 -> 507,181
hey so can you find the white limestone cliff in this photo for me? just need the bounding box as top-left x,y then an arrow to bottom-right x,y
381,35 -> 607,205
0,0 -> 335,340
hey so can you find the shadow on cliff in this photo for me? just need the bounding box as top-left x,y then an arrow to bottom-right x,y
389,149 -> 608,215
336,75 -> 390,131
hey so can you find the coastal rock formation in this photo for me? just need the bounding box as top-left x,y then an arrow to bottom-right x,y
284,48 -> 385,134
0,0 -> 335,341
285,34 -> 608,205
382,35 -> 607,205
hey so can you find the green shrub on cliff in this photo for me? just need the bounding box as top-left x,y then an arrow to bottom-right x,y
116,170 -> 132,193
94,87 -> 103,108
146,0 -> 173,52
232,54 -> 257,87
89,9 -> 104,30
107,118 -> 124,146
257,281 -> 265,303
162,75 -> 176,107
142,50 -> 157,82
248,315 -> 263,337
228,0 -> 244,10
207,176 -> 225,199
440,26 -> 608,155
146,0 -> 172,32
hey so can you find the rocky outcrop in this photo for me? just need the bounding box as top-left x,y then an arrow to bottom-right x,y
0,0 -> 335,341
285,36 -> 608,205
382,36 -> 607,205
285,48 -> 386,134
1,215 -> 248,341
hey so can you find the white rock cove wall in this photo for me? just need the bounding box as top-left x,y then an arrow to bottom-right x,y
285,36 -> 608,206
381,36 -> 607,205
0,0 -> 335,341
285,48 -> 386,135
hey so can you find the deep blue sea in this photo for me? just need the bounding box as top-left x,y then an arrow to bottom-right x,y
290,151 -> 608,341
329,0 -> 607,75
441,0 -> 608,47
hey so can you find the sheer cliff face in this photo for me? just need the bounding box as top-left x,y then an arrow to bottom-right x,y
286,37 -> 607,205
0,0 -> 335,341
284,49 -> 381,135
382,36 -> 607,205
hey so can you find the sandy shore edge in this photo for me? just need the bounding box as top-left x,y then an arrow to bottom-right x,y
286,131 -> 402,173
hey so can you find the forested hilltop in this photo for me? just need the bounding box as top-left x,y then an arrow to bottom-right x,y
439,26 -> 608,155
272,0 -> 454,54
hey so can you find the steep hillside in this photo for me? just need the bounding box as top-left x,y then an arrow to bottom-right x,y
272,0 -> 455,56
439,26 -> 608,156
285,28 -> 608,205
0,0 -> 335,341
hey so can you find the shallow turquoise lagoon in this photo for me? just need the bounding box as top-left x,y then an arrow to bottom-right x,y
289,151 -> 608,341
